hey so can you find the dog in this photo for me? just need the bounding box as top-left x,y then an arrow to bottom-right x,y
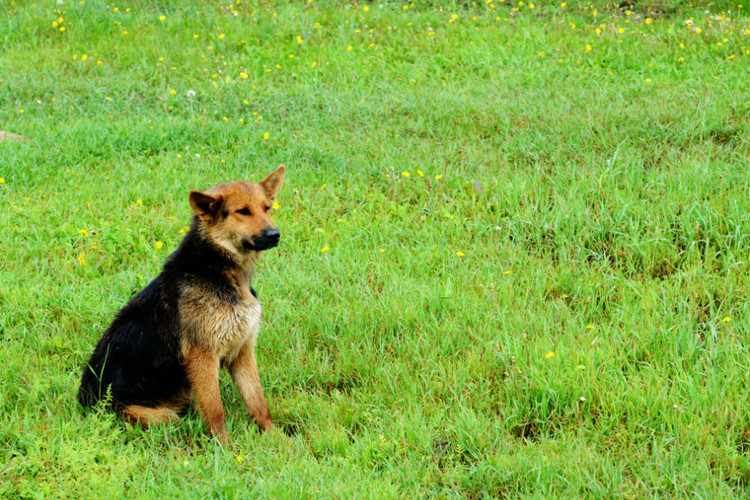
78,165 -> 286,443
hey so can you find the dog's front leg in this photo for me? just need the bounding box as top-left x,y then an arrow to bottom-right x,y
185,348 -> 229,443
228,341 -> 273,431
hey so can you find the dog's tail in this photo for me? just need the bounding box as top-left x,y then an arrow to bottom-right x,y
77,344 -> 113,408
77,364 -> 100,407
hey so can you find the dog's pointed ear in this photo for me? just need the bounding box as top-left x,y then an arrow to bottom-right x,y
259,164 -> 285,201
189,190 -> 223,219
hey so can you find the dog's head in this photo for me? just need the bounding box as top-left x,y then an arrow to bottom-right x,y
189,165 -> 285,260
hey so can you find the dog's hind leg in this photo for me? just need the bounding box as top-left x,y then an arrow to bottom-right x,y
228,341 -> 273,431
121,405 -> 180,427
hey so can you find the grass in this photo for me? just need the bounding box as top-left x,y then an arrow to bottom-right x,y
1,0 -> 750,497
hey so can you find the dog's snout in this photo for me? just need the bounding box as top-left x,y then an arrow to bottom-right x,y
264,228 -> 280,243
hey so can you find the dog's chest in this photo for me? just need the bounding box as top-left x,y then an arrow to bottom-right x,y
212,298 -> 261,357
180,287 -> 262,359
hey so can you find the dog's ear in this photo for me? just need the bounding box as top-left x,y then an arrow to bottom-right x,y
259,164 -> 285,201
189,190 -> 223,219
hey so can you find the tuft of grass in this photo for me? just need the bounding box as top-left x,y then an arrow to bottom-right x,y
2,0 -> 750,497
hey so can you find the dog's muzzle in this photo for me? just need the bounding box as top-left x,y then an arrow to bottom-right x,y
241,228 -> 280,251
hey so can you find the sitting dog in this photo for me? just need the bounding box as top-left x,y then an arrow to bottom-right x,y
78,165 -> 286,443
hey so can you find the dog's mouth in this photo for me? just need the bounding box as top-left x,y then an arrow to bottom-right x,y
241,231 -> 280,251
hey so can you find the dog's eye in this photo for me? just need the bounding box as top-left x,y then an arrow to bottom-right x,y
236,207 -> 252,216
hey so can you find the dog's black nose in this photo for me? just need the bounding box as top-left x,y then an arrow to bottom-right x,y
263,228 -> 280,246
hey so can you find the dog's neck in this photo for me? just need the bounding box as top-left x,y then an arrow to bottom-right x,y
189,217 -> 263,271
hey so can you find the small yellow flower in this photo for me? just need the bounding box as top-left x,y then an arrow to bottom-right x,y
272,202 -> 279,210
645,17 -> 652,24
320,183 -> 327,189
155,241 -> 164,249
503,270 -> 511,275
695,28 -> 702,34
0,178 -> 4,184
219,33 -> 225,39
79,229 -> 88,237
263,133 -> 269,140
363,5 -> 369,11
59,26 -> 66,32
347,45 -> 352,51
456,251 -> 465,257
136,199 -> 143,206
380,248 -> 385,253
18,109 -> 24,114
722,317 -> 731,322
585,325 -> 594,329
645,78 -> 651,83
235,455 -> 244,463
585,44 -> 592,52
321,245 -> 330,253
417,170 -> 424,177
545,352 -> 555,359
170,89 -> 176,95
401,171 -> 410,177
435,175 -> 442,180
159,15 -> 166,21
240,72 -> 248,79
311,61 -> 317,67
77,253 -> 86,266
81,54 -> 88,61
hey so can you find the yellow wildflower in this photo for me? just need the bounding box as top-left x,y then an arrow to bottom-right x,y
545,352 -> 555,359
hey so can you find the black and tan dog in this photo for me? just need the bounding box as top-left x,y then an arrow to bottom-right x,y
78,165 -> 285,443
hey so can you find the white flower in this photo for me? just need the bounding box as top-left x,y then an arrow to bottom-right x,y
186,90 -> 196,98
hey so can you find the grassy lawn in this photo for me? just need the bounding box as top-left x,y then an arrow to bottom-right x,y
2,0 -> 750,497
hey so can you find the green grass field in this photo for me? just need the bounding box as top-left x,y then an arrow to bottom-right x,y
2,0 -> 750,497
